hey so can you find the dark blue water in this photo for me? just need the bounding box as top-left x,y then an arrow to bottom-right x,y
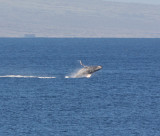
0,38 -> 160,136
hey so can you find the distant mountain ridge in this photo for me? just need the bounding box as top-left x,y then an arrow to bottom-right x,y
0,0 -> 160,37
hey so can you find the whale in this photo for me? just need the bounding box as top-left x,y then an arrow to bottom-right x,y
66,60 -> 102,78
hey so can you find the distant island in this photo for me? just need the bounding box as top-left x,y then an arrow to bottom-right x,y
24,34 -> 36,38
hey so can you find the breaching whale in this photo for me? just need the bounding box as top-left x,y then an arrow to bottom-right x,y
66,60 -> 102,78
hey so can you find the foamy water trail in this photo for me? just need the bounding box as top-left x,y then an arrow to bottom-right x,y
0,75 -> 56,78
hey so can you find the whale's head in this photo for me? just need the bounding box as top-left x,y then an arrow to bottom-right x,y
95,65 -> 102,71
86,65 -> 102,74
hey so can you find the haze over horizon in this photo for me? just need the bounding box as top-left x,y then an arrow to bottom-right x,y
104,0 -> 160,5
0,0 -> 160,38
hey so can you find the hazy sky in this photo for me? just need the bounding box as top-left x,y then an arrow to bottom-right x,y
0,0 -> 160,37
104,0 -> 160,4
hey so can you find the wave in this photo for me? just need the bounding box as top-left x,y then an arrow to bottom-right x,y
0,75 -> 56,78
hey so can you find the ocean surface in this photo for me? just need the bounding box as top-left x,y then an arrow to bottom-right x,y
0,38 -> 160,136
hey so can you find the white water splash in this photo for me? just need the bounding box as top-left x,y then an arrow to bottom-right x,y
0,75 -> 56,78
65,68 -> 92,78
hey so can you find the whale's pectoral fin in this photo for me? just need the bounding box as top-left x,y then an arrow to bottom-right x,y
80,60 -> 87,67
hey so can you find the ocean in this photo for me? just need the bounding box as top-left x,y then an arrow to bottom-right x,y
0,38 -> 160,136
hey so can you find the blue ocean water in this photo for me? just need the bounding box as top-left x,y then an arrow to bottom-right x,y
0,38 -> 160,136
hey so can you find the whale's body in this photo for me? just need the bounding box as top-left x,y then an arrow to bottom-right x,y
73,65 -> 102,78
67,61 -> 102,78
